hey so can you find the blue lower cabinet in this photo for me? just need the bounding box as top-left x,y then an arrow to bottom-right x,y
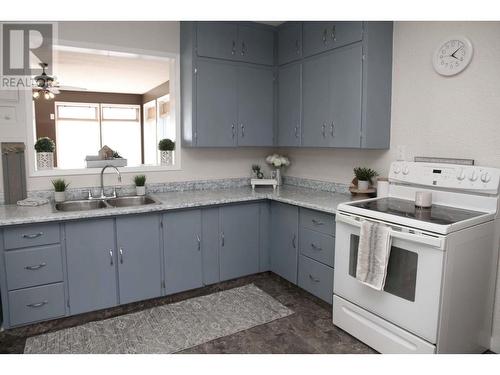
65,219 -> 118,315
220,203 -> 260,281
163,209 -> 203,295
201,208 -> 221,285
116,214 -> 162,304
298,254 -> 334,304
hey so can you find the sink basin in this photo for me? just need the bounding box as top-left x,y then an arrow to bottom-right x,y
105,195 -> 159,208
55,199 -> 108,212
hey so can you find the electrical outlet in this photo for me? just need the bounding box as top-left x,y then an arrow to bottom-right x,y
50,113 -> 55,120
396,145 -> 406,161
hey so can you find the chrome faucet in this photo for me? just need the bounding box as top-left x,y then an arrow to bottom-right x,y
99,165 -> 122,199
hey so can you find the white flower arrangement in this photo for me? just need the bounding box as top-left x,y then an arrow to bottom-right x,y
266,154 -> 290,169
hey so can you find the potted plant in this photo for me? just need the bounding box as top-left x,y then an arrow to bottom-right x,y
35,137 -> 55,170
252,164 -> 264,179
52,179 -> 69,203
353,167 -> 378,191
158,138 -> 175,166
134,175 -> 146,196
265,154 -> 290,186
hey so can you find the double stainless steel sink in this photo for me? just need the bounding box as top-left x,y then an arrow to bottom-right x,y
55,195 -> 159,212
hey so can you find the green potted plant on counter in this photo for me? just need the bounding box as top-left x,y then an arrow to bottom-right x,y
353,167 -> 378,191
52,178 -> 69,202
134,175 -> 146,196
35,137 -> 56,170
158,138 -> 175,166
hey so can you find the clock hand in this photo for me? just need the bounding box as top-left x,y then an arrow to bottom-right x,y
450,46 -> 463,59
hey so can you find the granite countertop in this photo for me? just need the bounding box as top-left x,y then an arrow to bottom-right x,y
0,185 -> 353,227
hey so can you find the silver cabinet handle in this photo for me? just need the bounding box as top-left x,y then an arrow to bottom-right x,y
196,234 -> 201,251
321,123 -> 326,138
292,233 -> 297,249
231,123 -> 236,139
23,232 -> 43,239
330,121 -> 335,137
331,25 -> 337,41
109,250 -> 114,266
309,274 -> 320,283
119,248 -> 124,264
231,40 -> 236,55
312,219 -> 324,225
27,300 -> 48,308
294,125 -> 299,138
241,41 -> 246,56
221,232 -> 225,247
322,29 -> 328,44
311,243 -> 323,251
295,39 -> 300,54
240,123 -> 245,138
25,263 -> 47,271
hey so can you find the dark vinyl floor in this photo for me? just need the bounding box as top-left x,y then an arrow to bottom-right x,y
0,272 -> 375,354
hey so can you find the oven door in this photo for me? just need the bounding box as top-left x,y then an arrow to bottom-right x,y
334,212 -> 446,344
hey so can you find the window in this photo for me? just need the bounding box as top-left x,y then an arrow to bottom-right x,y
55,102 -> 141,169
142,95 -> 174,165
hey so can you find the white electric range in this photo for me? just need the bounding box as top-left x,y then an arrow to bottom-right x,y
332,161 -> 500,353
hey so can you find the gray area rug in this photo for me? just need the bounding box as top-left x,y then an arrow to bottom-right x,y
24,284 -> 293,354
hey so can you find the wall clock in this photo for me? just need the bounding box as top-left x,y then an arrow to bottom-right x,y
433,36 -> 473,76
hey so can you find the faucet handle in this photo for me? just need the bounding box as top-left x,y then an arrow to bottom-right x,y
112,187 -> 117,198
87,190 -> 93,200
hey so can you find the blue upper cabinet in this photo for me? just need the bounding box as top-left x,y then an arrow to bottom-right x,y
237,24 -> 275,65
278,22 -> 302,65
302,21 -> 363,58
277,62 -> 301,146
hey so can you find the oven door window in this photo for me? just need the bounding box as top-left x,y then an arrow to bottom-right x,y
348,234 -> 418,302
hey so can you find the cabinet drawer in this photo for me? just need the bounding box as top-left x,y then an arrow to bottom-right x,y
299,227 -> 335,267
5,245 -> 63,290
302,21 -> 363,58
298,255 -> 334,304
4,223 -> 60,250
8,283 -> 65,326
300,208 -> 335,236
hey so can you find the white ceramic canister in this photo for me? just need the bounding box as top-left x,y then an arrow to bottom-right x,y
415,191 -> 432,208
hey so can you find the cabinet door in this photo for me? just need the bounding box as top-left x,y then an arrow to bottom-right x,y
237,65 -> 274,146
278,22 -> 302,65
220,203 -> 260,281
329,44 -> 363,148
116,214 -> 162,304
270,202 -> 299,284
164,209 -> 203,295
196,59 -> 237,146
237,25 -> 274,65
302,53 -> 330,147
201,208 -> 220,286
196,22 -> 238,60
303,21 -> 362,58
278,63 -> 301,147
65,219 -> 117,315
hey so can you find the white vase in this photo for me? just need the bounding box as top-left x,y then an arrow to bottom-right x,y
37,152 -> 54,170
136,186 -> 146,196
160,150 -> 173,166
358,180 -> 369,191
54,191 -> 65,203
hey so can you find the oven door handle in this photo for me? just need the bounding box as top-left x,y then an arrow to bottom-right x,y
336,213 -> 444,249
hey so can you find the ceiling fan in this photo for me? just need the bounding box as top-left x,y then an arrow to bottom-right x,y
32,62 -> 87,99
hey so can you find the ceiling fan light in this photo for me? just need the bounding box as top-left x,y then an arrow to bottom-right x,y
44,92 -> 50,100
48,92 -> 55,99
32,91 -> 40,99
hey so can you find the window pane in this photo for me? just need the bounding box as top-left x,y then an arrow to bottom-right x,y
101,120 -> 142,167
102,106 -> 139,121
143,101 -> 157,165
57,105 -> 98,120
56,120 -> 101,169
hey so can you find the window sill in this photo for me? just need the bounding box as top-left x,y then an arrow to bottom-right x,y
29,164 -> 181,177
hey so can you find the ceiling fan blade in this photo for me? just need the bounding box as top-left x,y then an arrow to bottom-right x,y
56,85 -> 88,91
49,88 -> 60,94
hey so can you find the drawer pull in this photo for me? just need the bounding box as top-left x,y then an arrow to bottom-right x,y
292,233 -> 297,249
25,262 -> 47,271
23,232 -> 44,239
312,219 -> 324,226
27,300 -> 48,308
309,274 -> 320,283
310,243 -> 323,251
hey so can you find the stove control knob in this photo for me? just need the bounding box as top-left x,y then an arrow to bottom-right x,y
481,172 -> 491,183
402,166 -> 410,175
457,169 -> 466,181
394,165 -> 401,174
469,170 -> 478,182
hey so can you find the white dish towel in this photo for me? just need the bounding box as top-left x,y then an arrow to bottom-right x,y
356,220 -> 392,290
16,197 -> 49,207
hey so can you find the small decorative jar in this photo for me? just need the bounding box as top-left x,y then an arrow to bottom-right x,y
37,152 -> 54,170
160,151 -> 173,166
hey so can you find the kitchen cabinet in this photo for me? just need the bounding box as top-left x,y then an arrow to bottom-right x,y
277,62 -> 301,147
65,219 -> 118,315
220,203 -> 260,281
116,214 -> 162,304
302,44 -> 362,148
270,202 -> 299,284
163,209 -> 203,294
237,24 -> 275,65
201,208 -> 221,286
278,22 -> 302,65
196,22 -> 239,61
195,59 -> 274,147
302,21 -> 362,58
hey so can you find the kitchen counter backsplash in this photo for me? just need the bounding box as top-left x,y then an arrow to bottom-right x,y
282,176 -> 350,194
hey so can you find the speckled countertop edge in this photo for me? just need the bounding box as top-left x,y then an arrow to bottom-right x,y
0,185 -> 353,227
